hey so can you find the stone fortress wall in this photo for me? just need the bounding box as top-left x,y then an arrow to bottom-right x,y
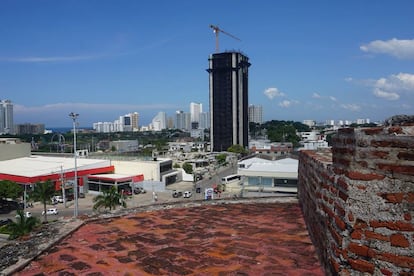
298,115 -> 414,275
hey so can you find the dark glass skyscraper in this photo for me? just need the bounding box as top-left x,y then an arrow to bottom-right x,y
207,52 -> 250,152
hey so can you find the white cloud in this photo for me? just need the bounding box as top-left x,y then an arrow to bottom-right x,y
340,104 -> 361,111
278,99 -> 299,108
0,55 -> 103,63
360,38 -> 414,59
311,93 -> 337,102
395,72 -> 414,89
279,100 -> 292,108
312,92 -> 321,98
373,88 -> 400,100
264,87 -> 285,100
370,72 -> 414,100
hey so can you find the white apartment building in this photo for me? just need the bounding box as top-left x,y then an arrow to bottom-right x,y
299,140 -> 329,150
190,102 -> 202,125
175,110 -> 191,130
356,118 -> 371,125
0,99 -> 14,134
302,120 -> 315,128
93,112 -> 140,133
298,131 -> 322,142
248,104 -> 263,124
151,111 -> 167,131
199,112 -> 210,129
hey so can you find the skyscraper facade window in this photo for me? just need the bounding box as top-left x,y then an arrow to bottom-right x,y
207,52 -> 251,152
248,104 -> 263,124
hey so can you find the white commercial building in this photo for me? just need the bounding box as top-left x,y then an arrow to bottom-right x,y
237,157 -> 298,193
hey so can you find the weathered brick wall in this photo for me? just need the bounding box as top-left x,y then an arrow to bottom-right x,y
298,124 -> 414,275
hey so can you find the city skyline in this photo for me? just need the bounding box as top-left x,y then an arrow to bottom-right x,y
1,1 -> 413,127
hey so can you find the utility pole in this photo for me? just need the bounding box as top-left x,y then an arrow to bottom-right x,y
69,112 -> 79,218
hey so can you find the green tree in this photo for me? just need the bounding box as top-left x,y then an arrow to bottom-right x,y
0,180 -> 23,200
263,120 -> 303,147
215,154 -> 227,165
30,180 -> 56,222
227,144 -> 247,155
7,209 -> 39,239
249,122 -> 262,138
93,186 -> 127,212
182,162 -> 193,174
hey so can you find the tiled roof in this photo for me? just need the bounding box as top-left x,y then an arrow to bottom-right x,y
16,200 -> 324,275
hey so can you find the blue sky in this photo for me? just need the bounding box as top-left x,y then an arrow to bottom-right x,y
1,0 -> 414,128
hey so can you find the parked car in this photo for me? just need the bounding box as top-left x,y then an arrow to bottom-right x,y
183,191 -> 192,198
121,190 -> 132,196
15,211 -> 32,218
0,218 -> 12,226
52,196 -> 64,204
42,208 -> 58,215
172,190 -> 183,198
133,187 -> 146,194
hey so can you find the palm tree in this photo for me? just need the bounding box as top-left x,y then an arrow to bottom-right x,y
30,180 -> 56,222
8,209 -> 39,239
93,186 -> 127,212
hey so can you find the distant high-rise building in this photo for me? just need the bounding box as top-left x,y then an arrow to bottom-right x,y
302,120 -> 316,128
166,116 -> 174,129
207,52 -> 251,152
199,112 -> 210,129
175,110 -> 189,130
121,115 -> 132,132
248,105 -> 263,124
130,112 -> 139,131
151,111 -> 167,131
190,102 -> 202,126
0,100 -> 14,134
356,118 -> 370,125
15,123 -> 45,135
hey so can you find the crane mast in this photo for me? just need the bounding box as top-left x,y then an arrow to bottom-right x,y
210,24 -> 241,52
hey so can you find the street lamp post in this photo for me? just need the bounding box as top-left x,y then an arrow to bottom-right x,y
69,112 -> 79,217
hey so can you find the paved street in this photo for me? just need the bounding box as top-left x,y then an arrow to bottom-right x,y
0,163 -> 292,223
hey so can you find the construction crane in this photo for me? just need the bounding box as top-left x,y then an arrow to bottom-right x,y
210,24 -> 241,53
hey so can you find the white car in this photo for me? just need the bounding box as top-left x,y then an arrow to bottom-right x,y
15,211 -> 32,218
183,191 -> 192,198
42,208 -> 58,215
52,196 -> 64,204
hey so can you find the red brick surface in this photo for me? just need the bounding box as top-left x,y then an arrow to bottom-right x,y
16,203 -> 324,275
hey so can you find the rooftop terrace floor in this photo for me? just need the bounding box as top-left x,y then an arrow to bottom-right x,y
16,201 -> 324,275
